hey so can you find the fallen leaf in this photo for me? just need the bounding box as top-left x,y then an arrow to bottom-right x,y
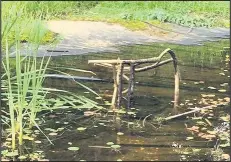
186,137 -> 194,140
207,130 -> 217,135
224,97 -> 230,102
208,86 -> 216,90
68,147 -> 79,151
48,132 -> 57,136
201,134 -> 216,139
222,154 -> 230,160
218,89 -> 227,92
201,94 -> 215,98
84,111 -> 95,116
117,132 -> 124,136
220,115 -> 230,122
77,127 -> 86,131
106,142 -> 114,145
220,83 -> 228,87
187,126 -> 199,132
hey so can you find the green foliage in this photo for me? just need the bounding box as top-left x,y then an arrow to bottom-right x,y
78,1 -> 230,28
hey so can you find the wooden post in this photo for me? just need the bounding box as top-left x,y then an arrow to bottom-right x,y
111,65 -> 118,109
127,64 -> 135,109
174,67 -> 180,109
116,63 -> 124,108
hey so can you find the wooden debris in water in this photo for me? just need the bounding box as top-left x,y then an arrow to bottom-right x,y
88,48 -> 180,111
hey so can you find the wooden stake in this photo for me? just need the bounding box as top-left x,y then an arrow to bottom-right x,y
116,63 -> 124,108
111,65 -> 118,109
127,64 -> 135,109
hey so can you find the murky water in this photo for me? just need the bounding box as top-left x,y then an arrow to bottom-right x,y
31,39 -> 230,161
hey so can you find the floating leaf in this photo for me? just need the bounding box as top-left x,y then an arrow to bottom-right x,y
48,132 -> 58,136
77,127 -> 86,131
68,142 -> 72,145
22,135 -> 34,141
208,86 -> 216,90
6,151 -> 18,157
117,132 -> 124,136
207,130 -> 217,135
117,110 -> 126,114
224,97 -> 230,102
220,143 -> 229,148
111,145 -> 121,149
220,115 -> 230,122
68,147 -> 79,151
57,128 -> 64,131
127,112 -> 135,115
64,122 -> 69,124
196,121 -> 205,125
186,137 -> 194,140
201,94 -> 215,98
187,126 -> 199,132
18,156 -> 27,160
106,142 -> 114,145
34,140 -> 42,144
95,97 -> 102,100
221,154 -> 230,160
219,73 -> 225,76
194,82 -> 199,85
84,111 -> 95,116
220,83 -> 228,87
218,89 -> 227,92
117,159 -> 123,161
201,127 -> 207,130
201,134 -> 216,139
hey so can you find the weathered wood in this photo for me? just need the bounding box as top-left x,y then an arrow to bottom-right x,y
165,103 -> 227,121
116,63 -> 124,108
127,64 -> 135,109
170,50 -> 180,109
88,57 -> 160,64
135,58 -> 173,72
111,65 -> 118,109
89,48 -> 180,111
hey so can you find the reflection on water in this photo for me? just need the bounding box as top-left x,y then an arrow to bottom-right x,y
39,39 -> 229,161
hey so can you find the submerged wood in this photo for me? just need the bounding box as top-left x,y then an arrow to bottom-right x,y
117,63 -> 124,108
127,64 -> 135,109
111,65 -> 118,109
165,103 -> 228,121
89,48 -> 180,110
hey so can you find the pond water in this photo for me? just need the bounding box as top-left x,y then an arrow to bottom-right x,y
14,39 -> 230,161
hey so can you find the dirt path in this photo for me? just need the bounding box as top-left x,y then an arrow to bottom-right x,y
14,20 -> 230,57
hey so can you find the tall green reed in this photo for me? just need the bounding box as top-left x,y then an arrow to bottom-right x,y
1,2 -> 103,154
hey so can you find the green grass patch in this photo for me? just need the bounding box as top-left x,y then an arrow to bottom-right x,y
2,1 -> 230,44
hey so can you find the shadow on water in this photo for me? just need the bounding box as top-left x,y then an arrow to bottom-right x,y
30,39 -> 229,161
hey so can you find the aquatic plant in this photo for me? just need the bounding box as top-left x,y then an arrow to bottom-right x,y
1,3 -> 104,158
